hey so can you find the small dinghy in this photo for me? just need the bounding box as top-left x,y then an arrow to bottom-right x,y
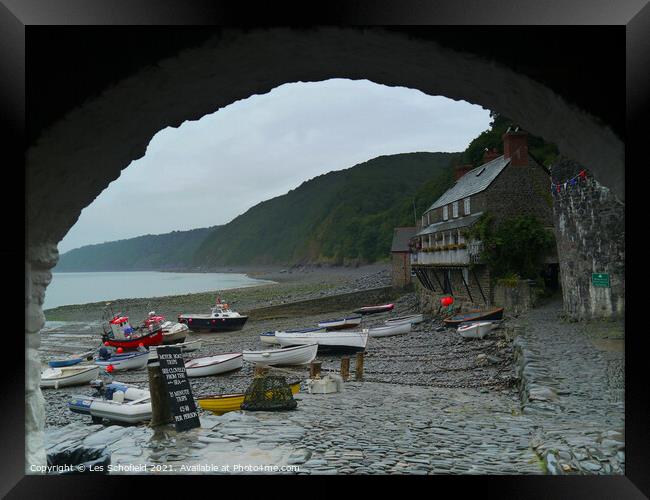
317,315 -> 362,330
198,382 -> 300,415
41,365 -> 100,388
260,327 -> 325,345
69,381 -> 151,424
443,307 -> 504,327
457,321 -> 494,339
94,348 -> 149,371
353,303 -> 394,315
185,352 -> 243,377
275,329 -> 368,350
368,322 -> 412,338
385,314 -> 424,326
260,331 -> 281,345
143,312 -> 189,344
243,343 -> 318,366
48,350 -> 95,368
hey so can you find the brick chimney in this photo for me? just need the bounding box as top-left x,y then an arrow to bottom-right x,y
454,164 -> 474,181
483,147 -> 500,163
502,127 -> 529,166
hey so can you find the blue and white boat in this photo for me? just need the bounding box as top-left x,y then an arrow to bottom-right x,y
48,350 -> 95,368
69,381 -> 151,424
94,349 -> 149,371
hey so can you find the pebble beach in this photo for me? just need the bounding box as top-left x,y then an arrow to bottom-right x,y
40,264 -> 624,475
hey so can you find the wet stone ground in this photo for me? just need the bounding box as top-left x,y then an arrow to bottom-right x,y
40,293 -> 624,475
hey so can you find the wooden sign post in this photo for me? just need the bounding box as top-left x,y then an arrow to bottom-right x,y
154,346 -> 200,432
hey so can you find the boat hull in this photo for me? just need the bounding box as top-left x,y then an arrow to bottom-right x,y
198,383 -> 300,415
48,357 -> 83,368
178,316 -> 248,332
161,323 -> 189,344
243,344 -> 318,366
275,330 -> 368,350
95,351 -> 149,371
385,314 -> 424,326
352,304 -> 395,315
368,322 -> 411,338
317,316 -> 362,330
443,308 -> 504,327
102,328 -> 163,349
259,332 -> 281,345
458,321 -> 493,339
185,353 -> 243,377
41,365 -> 100,388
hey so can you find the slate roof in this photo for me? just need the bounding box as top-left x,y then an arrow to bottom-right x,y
391,227 -> 417,252
416,212 -> 484,236
427,155 -> 510,211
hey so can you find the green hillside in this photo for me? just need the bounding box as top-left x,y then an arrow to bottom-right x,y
55,227 -> 218,271
56,152 -> 458,270
192,152 -> 458,266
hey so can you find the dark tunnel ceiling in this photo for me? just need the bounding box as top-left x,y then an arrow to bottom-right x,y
27,26 -> 624,147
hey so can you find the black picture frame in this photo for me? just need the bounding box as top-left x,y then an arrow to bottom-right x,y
5,0 -> 645,497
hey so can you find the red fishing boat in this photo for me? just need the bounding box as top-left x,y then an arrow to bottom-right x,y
101,315 -> 163,349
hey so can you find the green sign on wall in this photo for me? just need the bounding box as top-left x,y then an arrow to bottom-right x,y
592,273 -> 610,288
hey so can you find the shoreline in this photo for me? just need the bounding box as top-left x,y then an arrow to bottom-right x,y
43,263 -> 391,323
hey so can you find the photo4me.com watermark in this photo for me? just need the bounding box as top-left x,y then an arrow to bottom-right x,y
30,463 -> 302,473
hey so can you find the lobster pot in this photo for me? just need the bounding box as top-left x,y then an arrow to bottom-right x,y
240,375 -> 297,412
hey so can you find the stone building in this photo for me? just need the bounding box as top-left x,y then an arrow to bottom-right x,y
411,128 -> 556,311
390,227 -> 416,288
550,158 -> 624,320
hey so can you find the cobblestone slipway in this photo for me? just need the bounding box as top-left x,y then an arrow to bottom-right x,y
41,296 -> 624,475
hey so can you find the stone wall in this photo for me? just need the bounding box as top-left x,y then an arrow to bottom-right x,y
391,252 -> 412,288
487,158 -> 554,227
493,280 -> 537,315
550,159 -> 624,320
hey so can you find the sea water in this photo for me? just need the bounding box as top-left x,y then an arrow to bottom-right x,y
43,271 -> 273,310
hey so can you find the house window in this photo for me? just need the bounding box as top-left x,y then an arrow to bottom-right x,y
452,201 -> 459,218
464,197 -> 471,215
443,205 -> 448,221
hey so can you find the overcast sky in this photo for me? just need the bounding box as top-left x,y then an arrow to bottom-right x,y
58,79 -> 491,253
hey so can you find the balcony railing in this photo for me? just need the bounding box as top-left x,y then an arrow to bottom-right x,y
468,241 -> 483,264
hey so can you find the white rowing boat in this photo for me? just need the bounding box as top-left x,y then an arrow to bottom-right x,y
368,322 -> 412,338
40,365 -> 100,389
185,352 -> 243,377
457,321 -> 494,339
243,343 -> 318,366
384,314 -> 424,326
275,329 -> 368,350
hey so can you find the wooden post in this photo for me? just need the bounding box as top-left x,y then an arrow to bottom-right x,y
355,352 -> 365,381
340,357 -> 350,381
147,357 -> 172,427
254,365 -> 270,377
310,361 -> 322,379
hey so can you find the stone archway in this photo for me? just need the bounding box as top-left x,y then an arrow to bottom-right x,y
25,27 -> 624,467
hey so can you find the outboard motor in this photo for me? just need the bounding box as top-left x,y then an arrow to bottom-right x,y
98,347 -> 111,361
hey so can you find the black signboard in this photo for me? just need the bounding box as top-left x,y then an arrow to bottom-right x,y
156,346 -> 200,431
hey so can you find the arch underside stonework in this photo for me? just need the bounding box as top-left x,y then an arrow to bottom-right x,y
25,27 -> 624,467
